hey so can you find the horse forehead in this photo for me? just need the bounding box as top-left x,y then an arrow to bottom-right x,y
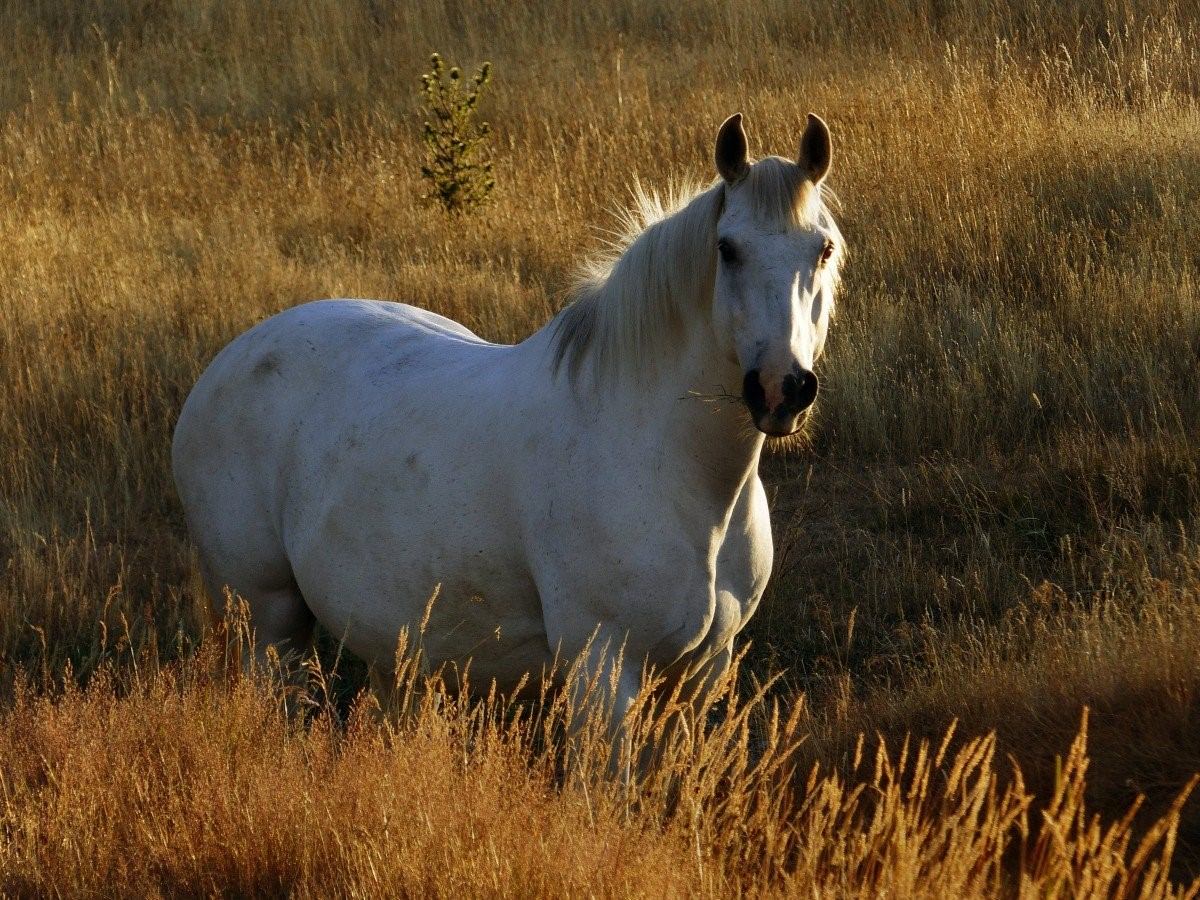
719,187 -> 759,228
720,188 -> 819,241
720,207 -> 822,249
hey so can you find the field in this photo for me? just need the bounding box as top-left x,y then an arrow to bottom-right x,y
2,0 -> 1200,894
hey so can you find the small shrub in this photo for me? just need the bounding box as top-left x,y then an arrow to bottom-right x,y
418,53 -> 495,214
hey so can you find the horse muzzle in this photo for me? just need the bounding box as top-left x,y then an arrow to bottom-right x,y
742,367 -> 818,436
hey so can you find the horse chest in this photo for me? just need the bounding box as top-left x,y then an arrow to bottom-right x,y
634,487 -> 772,673
699,512 -> 772,654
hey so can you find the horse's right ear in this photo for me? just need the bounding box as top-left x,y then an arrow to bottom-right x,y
715,113 -> 749,183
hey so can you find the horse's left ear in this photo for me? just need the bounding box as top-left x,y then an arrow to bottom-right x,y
799,113 -> 832,184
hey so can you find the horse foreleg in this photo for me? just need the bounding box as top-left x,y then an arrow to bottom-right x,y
685,645 -> 733,720
562,631 -> 642,785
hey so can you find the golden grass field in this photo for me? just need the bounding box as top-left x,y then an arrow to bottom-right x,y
2,0 -> 1200,894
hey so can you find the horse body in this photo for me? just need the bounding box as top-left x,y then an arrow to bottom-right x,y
174,296 -> 770,694
173,112 -> 843,731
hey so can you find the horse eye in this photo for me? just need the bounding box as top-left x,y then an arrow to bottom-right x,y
717,239 -> 739,266
819,240 -> 835,265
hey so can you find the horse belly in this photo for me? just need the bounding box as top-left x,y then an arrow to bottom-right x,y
289,485 -> 554,684
284,406 -> 552,691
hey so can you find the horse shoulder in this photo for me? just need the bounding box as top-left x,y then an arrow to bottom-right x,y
533,524 -> 718,666
525,447 -> 737,667
636,475 -> 771,674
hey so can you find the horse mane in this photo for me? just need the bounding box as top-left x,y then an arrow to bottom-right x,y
551,156 -> 842,383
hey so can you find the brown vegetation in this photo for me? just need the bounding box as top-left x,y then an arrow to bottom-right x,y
1,0 -> 1199,893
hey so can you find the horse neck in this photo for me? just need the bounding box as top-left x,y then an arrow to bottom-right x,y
541,181 -> 764,510
652,309 -> 763,496
611,301 -> 765,511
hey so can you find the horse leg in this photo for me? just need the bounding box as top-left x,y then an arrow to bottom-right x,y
679,645 -> 733,746
625,645 -> 733,781
686,645 -> 733,716
245,581 -> 316,668
562,630 -> 643,784
366,665 -> 398,724
198,554 -> 314,675
369,664 -> 428,718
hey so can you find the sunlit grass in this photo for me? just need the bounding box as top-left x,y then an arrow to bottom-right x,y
1,620 -> 1195,896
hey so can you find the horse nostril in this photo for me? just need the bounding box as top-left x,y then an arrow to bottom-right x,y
782,368 -> 819,412
742,369 -> 767,416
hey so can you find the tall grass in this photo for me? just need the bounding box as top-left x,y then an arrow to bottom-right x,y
1,0 -> 1199,892
0,625 -> 1196,896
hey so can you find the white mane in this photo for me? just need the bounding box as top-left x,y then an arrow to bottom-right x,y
550,156 -> 843,383
551,180 -> 723,381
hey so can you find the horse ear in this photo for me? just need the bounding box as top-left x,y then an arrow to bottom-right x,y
799,113 -> 832,184
715,113 -> 750,183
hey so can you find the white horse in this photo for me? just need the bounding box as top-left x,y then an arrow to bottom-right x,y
173,112 -> 844,740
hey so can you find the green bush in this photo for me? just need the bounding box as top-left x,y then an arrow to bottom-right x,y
419,53 -> 495,214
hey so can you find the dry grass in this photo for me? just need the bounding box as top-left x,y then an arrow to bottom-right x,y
0,631 -> 1195,897
1,0 -> 1200,893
